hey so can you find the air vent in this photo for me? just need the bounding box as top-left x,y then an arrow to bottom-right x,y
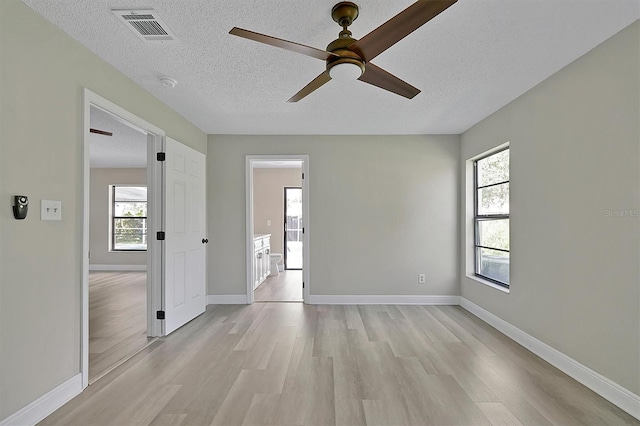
112,9 -> 177,43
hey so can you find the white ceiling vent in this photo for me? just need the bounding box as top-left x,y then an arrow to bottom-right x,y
112,9 -> 177,43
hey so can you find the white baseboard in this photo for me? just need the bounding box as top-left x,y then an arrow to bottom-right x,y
459,297 -> 640,421
89,264 -> 146,271
307,294 -> 460,305
0,373 -> 82,426
207,294 -> 248,305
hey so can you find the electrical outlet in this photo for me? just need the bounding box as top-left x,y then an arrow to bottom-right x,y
418,274 -> 426,284
267,219 -> 271,226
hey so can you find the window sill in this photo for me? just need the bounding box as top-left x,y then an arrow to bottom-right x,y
465,274 -> 510,293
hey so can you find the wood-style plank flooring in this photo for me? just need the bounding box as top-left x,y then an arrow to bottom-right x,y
255,270 -> 303,302
44,303 -> 638,426
89,271 -> 153,383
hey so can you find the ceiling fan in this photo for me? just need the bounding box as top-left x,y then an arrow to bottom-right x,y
230,0 -> 457,102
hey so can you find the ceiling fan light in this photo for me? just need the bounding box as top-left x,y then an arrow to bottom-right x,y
329,62 -> 363,81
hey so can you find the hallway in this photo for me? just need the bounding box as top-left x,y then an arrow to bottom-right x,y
255,270 -> 303,302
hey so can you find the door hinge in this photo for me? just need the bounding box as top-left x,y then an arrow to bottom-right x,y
157,152 -> 166,161
302,281 -> 305,289
157,231 -> 165,240
302,227 -> 305,234
302,172 -> 304,179
156,310 -> 165,320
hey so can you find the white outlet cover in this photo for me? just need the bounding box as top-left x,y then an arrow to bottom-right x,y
267,219 -> 271,226
41,200 -> 62,220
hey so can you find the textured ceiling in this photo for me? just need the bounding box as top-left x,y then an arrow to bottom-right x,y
22,0 -> 640,135
90,106 -> 147,168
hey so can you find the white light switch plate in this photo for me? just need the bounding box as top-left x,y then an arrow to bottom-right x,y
41,200 -> 62,220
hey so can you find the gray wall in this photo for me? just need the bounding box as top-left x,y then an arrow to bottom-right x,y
460,22 -> 639,394
89,168 -> 147,267
208,135 -> 460,297
0,0 -> 207,419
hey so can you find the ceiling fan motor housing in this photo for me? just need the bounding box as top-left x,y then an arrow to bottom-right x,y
326,36 -> 365,76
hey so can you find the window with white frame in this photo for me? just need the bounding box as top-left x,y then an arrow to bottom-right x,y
474,148 -> 509,287
112,186 -> 147,251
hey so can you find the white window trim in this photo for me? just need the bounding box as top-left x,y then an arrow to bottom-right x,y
466,274 -> 510,293
109,184 -> 148,252
464,142 -> 511,292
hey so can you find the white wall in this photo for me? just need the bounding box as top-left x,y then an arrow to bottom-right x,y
89,168 -> 147,267
460,22 -> 639,395
0,0 -> 206,420
253,168 -> 302,258
208,135 -> 460,297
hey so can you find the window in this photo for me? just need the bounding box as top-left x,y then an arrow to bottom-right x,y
112,186 -> 147,251
474,148 -> 509,287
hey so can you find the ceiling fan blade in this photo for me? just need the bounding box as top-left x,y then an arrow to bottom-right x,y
287,71 -> 332,103
90,128 -> 113,136
348,0 -> 457,61
230,27 -> 338,61
358,63 -> 420,99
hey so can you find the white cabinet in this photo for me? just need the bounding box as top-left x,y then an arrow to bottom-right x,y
253,234 -> 271,289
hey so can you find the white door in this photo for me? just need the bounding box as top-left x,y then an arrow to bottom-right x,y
163,137 -> 206,335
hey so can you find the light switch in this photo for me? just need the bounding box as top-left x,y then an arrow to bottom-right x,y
267,219 -> 271,226
41,200 -> 62,220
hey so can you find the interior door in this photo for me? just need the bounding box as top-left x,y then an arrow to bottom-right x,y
163,137 -> 206,335
284,187 -> 303,270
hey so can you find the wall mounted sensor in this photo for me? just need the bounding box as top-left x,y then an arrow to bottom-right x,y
13,195 -> 28,220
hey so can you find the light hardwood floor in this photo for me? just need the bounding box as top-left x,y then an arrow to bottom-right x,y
255,270 -> 303,302
44,303 -> 638,426
89,271 -> 154,383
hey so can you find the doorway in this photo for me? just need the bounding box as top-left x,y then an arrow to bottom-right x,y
82,90 -> 207,388
246,156 -> 310,303
82,89 -> 164,389
88,106 -> 152,383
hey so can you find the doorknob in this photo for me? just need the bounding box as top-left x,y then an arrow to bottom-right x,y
202,238 -> 209,244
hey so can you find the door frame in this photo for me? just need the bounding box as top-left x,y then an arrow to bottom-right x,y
245,155 -> 310,304
283,186 -> 303,270
82,89 -> 164,389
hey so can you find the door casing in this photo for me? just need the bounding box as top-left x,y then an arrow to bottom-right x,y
245,155 -> 310,304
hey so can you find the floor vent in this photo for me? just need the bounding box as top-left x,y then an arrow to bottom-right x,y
112,9 -> 177,43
